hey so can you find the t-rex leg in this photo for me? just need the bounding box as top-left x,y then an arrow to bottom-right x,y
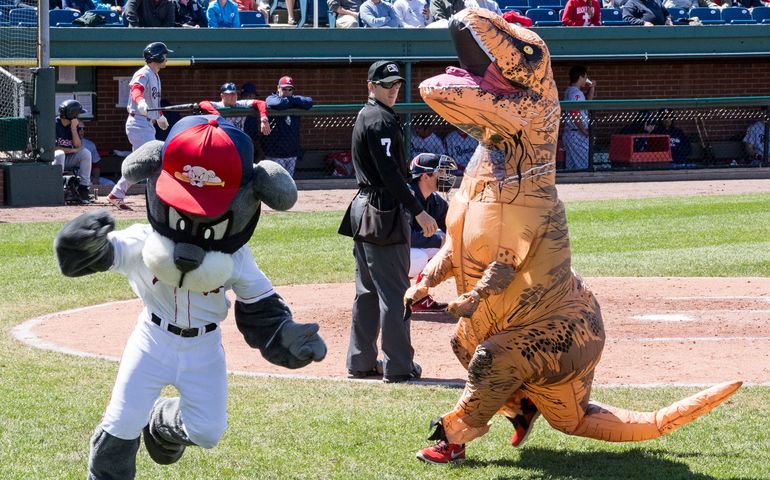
529,378 -> 742,442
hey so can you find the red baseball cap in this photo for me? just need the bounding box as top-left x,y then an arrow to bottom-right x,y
157,115 -> 254,217
278,76 -> 294,88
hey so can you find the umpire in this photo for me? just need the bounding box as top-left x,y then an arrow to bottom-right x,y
339,60 -> 438,383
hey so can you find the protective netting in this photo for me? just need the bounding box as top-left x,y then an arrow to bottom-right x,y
0,0 -> 37,160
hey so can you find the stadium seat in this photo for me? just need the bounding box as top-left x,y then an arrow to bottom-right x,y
751,6 -> 770,23
49,9 -> 80,26
600,7 -> 625,25
240,10 -> 269,27
668,7 -> 688,24
268,0 -> 307,27
528,0 -> 561,10
525,7 -> 562,25
84,9 -> 123,26
688,7 -> 725,25
9,7 -> 36,26
720,7 -> 756,24
499,0 -> 529,11
0,9 -> 8,25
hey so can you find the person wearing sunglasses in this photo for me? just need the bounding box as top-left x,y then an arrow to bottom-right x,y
262,76 -> 314,177
339,60 -> 438,384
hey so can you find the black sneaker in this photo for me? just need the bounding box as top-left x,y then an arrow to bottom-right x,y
77,185 -> 92,203
348,360 -> 383,379
383,362 -> 422,383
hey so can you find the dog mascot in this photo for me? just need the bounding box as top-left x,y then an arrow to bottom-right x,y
407,9 -> 741,464
54,113 -> 327,479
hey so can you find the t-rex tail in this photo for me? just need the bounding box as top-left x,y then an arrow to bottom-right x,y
563,381 -> 742,442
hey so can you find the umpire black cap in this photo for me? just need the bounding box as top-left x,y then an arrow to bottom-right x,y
143,42 -> 173,63
368,60 -> 405,84
58,99 -> 86,120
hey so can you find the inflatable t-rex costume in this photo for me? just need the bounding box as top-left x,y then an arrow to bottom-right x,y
407,9 -> 741,460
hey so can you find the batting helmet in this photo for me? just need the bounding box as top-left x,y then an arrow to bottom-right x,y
58,99 -> 86,120
409,153 -> 458,192
143,42 -> 173,63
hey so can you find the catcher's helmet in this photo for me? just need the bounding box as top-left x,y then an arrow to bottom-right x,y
143,42 -> 173,63
409,153 -> 458,192
58,99 -> 86,120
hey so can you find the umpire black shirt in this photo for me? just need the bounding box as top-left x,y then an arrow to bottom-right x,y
351,98 -> 423,216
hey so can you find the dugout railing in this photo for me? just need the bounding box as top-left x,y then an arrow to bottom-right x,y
206,97 -> 769,180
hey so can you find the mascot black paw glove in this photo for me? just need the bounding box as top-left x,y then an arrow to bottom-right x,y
279,321 -> 327,369
54,209 -> 116,277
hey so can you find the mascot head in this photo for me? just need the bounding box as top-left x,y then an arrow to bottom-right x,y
121,115 -> 297,292
419,9 -> 560,180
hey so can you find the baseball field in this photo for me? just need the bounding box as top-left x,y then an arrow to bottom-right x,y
1,180 -> 769,479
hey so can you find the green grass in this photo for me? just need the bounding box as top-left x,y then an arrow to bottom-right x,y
0,193 -> 768,479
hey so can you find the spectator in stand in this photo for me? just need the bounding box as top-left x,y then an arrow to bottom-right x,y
53,100 -> 92,204
464,0 -> 502,14
743,120 -> 767,166
360,0 -> 401,26
211,82 -> 271,137
175,0 -> 207,27
124,0 -> 176,26
662,0 -> 720,10
328,0 -> 363,27
444,129 -> 478,174
232,0 -> 271,24
622,0 -> 672,25
721,0 -> 767,7
428,0 -> 463,26
207,0 -> 241,27
407,153 -> 457,312
562,0 -> 601,25
411,125 -> 446,159
654,109 -> 692,165
393,0 -> 432,27
62,0 -> 95,13
562,65 -> 595,170
93,0 -> 123,11
603,0 -> 627,5
51,0 -> 63,9
263,76 -> 314,177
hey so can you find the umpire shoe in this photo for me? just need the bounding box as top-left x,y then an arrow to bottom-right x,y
416,440 -> 466,464
410,295 -> 448,312
383,362 -> 422,384
142,424 -> 186,465
509,397 -> 541,447
348,359 -> 384,379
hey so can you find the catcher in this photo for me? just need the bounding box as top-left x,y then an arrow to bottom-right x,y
407,8 -> 741,464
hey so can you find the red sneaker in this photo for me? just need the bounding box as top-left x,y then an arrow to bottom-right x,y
416,441 -> 465,464
510,399 -> 540,447
411,295 -> 448,312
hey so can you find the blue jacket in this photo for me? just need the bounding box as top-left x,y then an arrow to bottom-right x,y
408,181 -> 448,249
262,93 -> 313,158
207,0 -> 240,27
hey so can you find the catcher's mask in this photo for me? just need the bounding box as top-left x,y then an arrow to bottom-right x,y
410,153 -> 458,193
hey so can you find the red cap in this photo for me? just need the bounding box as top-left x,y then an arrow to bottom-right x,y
278,76 -> 294,88
157,115 -> 254,217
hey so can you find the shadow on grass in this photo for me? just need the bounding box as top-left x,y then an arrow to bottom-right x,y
461,447 -> 750,479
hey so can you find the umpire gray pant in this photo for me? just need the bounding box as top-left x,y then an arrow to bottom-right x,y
347,240 -> 414,378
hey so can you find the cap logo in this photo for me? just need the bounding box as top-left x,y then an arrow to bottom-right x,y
386,64 -> 399,73
175,165 -> 225,188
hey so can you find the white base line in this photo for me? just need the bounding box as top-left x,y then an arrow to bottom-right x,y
611,336 -> 770,342
12,305 -> 770,389
664,296 -> 770,301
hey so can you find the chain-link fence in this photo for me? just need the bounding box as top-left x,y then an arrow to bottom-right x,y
0,0 -> 38,161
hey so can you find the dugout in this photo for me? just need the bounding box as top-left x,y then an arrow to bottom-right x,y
3,24 -> 770,186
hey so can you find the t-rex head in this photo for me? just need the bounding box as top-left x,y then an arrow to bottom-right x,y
420,9 -> 560,181
121,115 -> 297,292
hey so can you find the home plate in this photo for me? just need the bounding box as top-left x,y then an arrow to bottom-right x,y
632,314 -> 694,322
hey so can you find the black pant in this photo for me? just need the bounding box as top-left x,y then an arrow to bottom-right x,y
346,240 -> 413,377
